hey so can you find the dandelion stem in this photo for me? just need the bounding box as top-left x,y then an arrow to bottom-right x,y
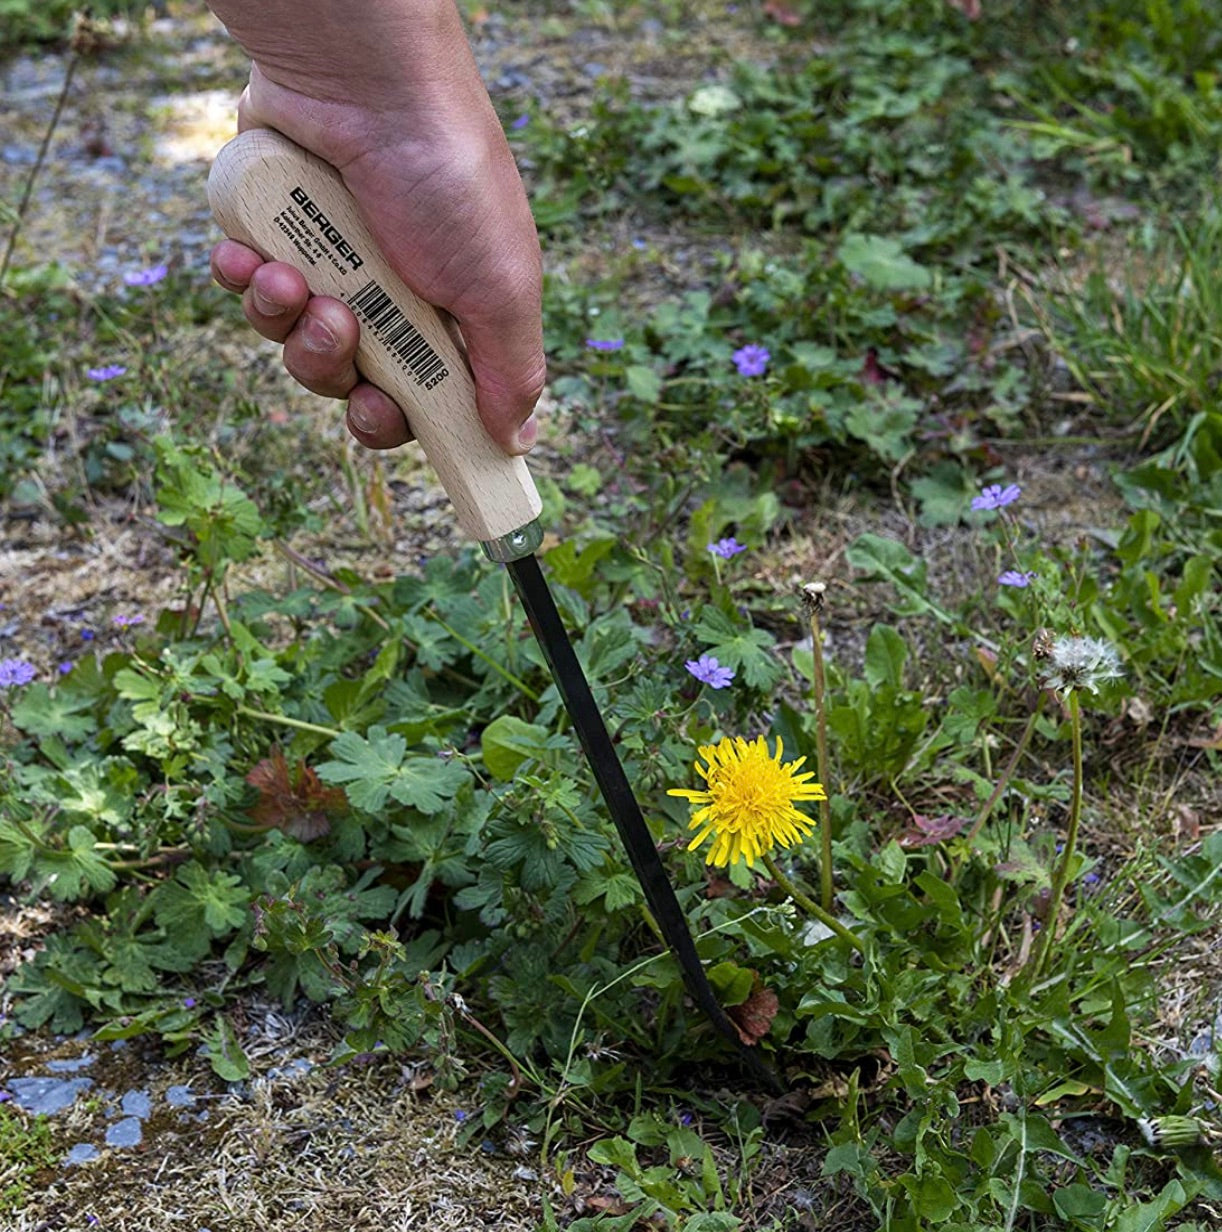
1033,689 -> 1083,977
762,854 -> 865,953
807,605 -> 835,912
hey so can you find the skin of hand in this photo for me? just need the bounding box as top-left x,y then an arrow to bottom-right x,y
204,0 -> 544,456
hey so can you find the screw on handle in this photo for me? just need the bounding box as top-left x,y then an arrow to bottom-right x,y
206,128 -> 542,545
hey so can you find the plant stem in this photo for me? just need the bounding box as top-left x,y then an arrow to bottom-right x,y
807,604 -> 835,912
427,611 -> 541,702
963,696 -> 1044,849
236,706 -> 342,739
762,853 -> 865,954
1,52 -> 77,286
1033,689 -> 1083,977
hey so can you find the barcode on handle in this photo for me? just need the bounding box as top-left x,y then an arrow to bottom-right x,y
346,279 -> 448,386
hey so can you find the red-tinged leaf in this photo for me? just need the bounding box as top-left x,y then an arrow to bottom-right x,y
899,813 -> 969,848
860,347 -> 900,386
762,0 -> 804,26
705,874 -> 736,899
728,975 -> 779,1046
246,748 -> 346,841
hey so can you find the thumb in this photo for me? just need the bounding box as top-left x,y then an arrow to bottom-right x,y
456,291 -> 547,457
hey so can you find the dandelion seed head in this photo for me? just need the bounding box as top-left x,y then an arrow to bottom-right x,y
668,735 -> 826,867
1041,635 -> 1123,694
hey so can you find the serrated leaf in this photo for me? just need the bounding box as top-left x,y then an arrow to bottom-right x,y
316,726 -> 408,812
10,684 -> 97,741
154,863 -> 248,938
838,232 -> 932,290
693,606 -> 783,689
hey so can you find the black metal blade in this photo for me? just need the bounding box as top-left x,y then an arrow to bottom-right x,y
506,553 -> 782,1092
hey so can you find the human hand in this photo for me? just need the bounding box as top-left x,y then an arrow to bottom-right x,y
206,3 -> 544,456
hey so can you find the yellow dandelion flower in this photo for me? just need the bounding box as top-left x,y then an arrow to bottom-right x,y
668,735 -> 826,868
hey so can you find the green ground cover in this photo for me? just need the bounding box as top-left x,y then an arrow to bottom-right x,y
1,2 -> 1220,1228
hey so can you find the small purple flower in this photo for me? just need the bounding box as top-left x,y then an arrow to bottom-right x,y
112,613 -> 145,628
86,364 -> 127,381
998,570 -> 1036,588
0,658 -> 36,687
732,344 -> 770,377
585,337 -> 624,352
510,113 -> 530,130
708,537 -> 747,559
1082,871 -> 1100,885
685,654 -> 735,689
454,1109 -> 468,1122
183,997 -> 197,1009
124,263 -> 168,287
971,483 -> 1022,512
58,660 -> 74,674
81,628 -> 95,642
679,1111 -> 694,1127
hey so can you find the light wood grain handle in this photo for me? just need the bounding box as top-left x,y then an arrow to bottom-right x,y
207,128 -> 542,546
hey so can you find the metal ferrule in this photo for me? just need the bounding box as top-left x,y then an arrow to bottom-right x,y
480,519 -> 544,563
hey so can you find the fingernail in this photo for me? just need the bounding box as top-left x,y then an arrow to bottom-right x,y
301,315 -> 338,353
252,288 -> 287,317
348,404 -> 375,435
515,415 -> 538,453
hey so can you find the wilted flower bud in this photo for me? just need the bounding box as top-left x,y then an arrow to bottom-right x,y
800,581 -> 827,615
1138,1115 -> 1211,1149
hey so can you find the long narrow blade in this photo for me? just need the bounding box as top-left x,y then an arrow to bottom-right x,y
506,554 -> 781,1090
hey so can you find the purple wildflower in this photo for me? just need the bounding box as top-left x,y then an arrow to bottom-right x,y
454,1109 -> 468,1122
971,483 -> 1022,512
585,338 -> 624,352
708,537 -> 747,559
0,658 -> 36,687
510,113 -> 530,130
183,997 -> 197,1009
86,364 -> 127,382
123,263 -> 168,287
685,654 -> 735,689
998,570 -> 1035,588
112,613 -> 145,628
81,628 -> 95,642
1082,871 -> 1100,885
732,344 -> 770,377
58,661 -> 73,674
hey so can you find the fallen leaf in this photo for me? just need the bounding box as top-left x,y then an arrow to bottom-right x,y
728,975 -> 779,1046
899,813 -> 969,847
247,747 -> 346,840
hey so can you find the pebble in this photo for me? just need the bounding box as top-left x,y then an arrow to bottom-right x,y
105,1116 -> 144,1148
120,1088 -> 152,1119
46,1054 -> 96,1072
64,1143 -> 100,1166
7,1076 -> 94,1115
166,1084 -> 196,1108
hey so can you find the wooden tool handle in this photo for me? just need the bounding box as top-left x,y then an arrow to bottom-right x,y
207,128 -> 542,545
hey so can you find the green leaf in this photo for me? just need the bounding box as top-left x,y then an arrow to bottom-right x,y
626,364 -> 663,403
837,232 -> 932,291
316,726 -> 407,813
693,606 -> 783,689
1112,1181 -> 1188,1232
38,827 -> 117,901
1053,1184 -> 1108,1220
387,756 -> 471,815
204,1015 -> 250,1082
845,533 -> 936,619
153,863 -> 249,938
588,1137 -> 640,1174
480,715 -> 552,781
864,625 -> 907,690
10,684 -> 96,741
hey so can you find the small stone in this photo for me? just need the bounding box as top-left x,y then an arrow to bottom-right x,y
8,1076 -> 93,1115
47,1055 -> 95,1072
120,1089 -> 152,1119
105,1117 -> 143,1148
64,1143 -> 100,1166
166,1084 -> 196,1108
